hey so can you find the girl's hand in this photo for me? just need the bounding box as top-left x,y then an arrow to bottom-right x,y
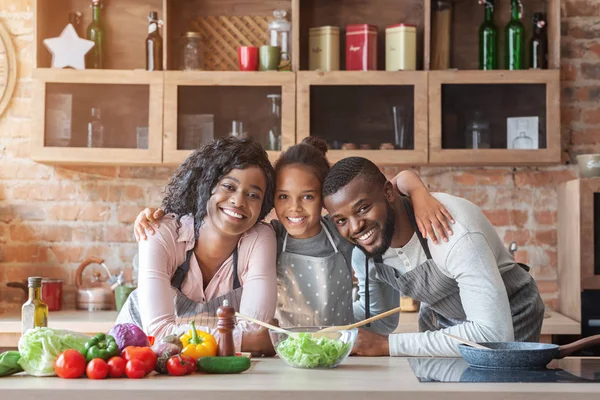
134,207 -> 165,241
411,189 -> 455,245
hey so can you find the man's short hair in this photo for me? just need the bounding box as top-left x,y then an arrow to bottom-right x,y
322,157 -> 387,198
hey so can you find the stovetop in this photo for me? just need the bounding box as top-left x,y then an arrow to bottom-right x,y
409,358 -> 600,383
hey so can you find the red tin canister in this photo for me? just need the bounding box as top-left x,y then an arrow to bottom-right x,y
345,24 -> 378,70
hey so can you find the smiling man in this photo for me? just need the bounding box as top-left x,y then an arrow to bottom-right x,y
322,157 -> 545,357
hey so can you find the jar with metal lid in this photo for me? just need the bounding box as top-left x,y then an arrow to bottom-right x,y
179,32 -> 204,71
386,24 -> 417,71
309,26 -> 340,71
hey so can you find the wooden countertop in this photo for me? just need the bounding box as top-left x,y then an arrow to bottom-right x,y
1,357 -> 599,400
0,309 -> 580,347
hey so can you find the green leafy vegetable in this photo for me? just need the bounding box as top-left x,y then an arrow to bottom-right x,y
0,351 -> 23,377
276,333 -> 352,368
18,328 -> 89,376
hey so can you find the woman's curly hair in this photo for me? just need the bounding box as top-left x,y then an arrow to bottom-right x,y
161,137 -> 275,239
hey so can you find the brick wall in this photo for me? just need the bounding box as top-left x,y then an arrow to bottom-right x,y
0,1 -> 595,313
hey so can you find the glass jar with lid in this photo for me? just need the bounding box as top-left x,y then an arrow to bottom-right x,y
179,32 -> 204,71
268,10 -> 291,69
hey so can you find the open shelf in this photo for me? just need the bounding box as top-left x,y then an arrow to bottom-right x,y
163,71 -> 295,165
299,0 -> 426,71
297,71 -> 428,164
429,0 -> 560,70
165,0 -> 294,71
35,0 -> 165,70
428,69 -> 560,165
31,69 -> 163,165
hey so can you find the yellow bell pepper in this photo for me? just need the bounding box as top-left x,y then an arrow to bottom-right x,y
180,321 -> 218,360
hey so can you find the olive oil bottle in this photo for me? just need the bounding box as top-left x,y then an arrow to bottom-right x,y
21,277 -> 48,334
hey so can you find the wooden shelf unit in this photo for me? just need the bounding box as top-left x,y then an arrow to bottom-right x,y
428,69 -> 560,166
558,179 -> 600,323
31,69 -> 164,165
163,71 -> 295,165
429,0 -> 561,71
297,71 -> 428,165
30,0 -> 562,167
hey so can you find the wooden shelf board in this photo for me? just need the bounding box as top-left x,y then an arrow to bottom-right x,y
325,149 -> 428,165
163,149 -> 282,166
297,70 -> 428,85
33,68 -> 163,84
428,148 -> 561,166
164,71 -> 296,86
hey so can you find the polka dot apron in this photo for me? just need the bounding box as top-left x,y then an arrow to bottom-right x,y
275,222 -> 354,328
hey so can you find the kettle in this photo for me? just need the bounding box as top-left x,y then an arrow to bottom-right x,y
76,257 -> 121,311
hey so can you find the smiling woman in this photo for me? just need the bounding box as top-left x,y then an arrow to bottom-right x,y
116,137 -> 279,357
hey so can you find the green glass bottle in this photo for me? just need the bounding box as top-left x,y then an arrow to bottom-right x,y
86,0 -> 105,69
478,0 -> 498,70
505,0 -> 525,70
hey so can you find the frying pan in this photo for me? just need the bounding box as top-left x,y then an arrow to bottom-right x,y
458,334 -> 600,369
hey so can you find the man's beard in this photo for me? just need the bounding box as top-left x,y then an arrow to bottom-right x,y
357,201 -> 396,258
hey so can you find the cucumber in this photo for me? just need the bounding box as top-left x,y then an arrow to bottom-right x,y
196,356 -> 251,374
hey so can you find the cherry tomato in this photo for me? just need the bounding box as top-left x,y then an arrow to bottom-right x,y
125,359 -> 147,379
86,358 -> 109,380
107,356 -> 127,378
180,355 -> 196,374
167,355 -> 189,376
54,349 -> 86,379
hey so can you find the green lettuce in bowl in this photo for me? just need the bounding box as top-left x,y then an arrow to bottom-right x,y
270,327 -> 357,369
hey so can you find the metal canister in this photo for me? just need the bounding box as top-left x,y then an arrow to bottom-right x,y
309,26 -> 340,71
346,24 -> 378,71
385,24 -> 417,71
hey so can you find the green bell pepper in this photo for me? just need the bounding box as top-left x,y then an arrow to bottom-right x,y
83,334 -> 119,362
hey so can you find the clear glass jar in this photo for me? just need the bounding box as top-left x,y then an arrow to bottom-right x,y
268,10 -> 291,68
179,32 -> 204,71
465,110 -> 490,149
432,0 -> 452,69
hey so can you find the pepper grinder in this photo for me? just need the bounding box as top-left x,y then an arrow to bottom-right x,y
217,299 -> 235,356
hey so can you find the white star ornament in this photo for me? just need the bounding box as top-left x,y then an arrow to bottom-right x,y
43,24 -> 95,70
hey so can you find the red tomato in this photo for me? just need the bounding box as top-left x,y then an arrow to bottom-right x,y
122,346 -> 157,374
54,349 -> 86,379
86,358 -> 109,380
125,359 -> 147,379
107,356 -> 127,378
180,355 -> 196,374
166,355 -> 188,376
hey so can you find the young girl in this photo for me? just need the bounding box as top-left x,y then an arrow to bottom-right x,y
134,137 -> 454,328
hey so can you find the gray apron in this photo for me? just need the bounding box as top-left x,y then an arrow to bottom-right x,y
276,222 -> 354,328
365,197 -> 545,342
116,247 -> 243,331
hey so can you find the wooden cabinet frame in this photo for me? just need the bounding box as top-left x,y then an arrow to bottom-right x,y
558,179 -> 600,322
163,71 -> 296,165
428,70 -> 561,165
297,71 -> 428,165
31,69 -> 164,165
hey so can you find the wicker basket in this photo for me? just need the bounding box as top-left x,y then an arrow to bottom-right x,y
190,16 -> 270,71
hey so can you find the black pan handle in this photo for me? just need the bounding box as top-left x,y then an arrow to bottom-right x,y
558,334 -> 600,358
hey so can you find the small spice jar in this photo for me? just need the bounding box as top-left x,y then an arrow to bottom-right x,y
386,24 -> 417,71
346,24 -> 377,71
309,26 -> 340,71
179,32 -> 204,71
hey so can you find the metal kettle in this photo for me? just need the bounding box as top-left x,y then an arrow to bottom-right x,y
76,257 -> 121,311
